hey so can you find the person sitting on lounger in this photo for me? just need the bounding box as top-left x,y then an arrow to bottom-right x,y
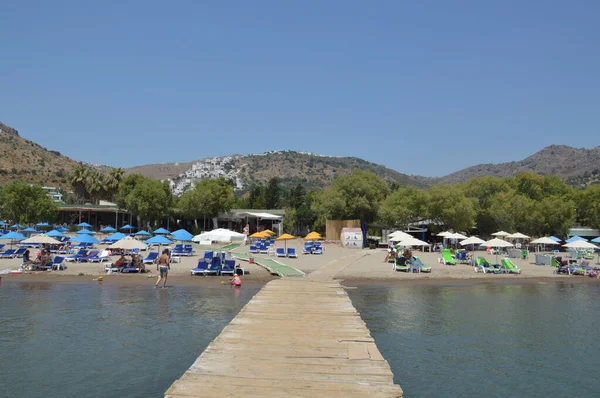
384,248 -> 397,263
22,250 -> 33,268
403,248 -> 412,264
132,253 -> 144,272
114,254 -> 126,267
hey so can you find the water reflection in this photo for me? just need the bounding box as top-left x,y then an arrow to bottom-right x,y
349,282 -> 600,397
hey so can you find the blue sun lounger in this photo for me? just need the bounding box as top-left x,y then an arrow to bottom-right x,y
287,248 -> 298,258
191,260 -> 209,275
0,249 -> 16,258
221,259 -> 236,276
143,252 -> 159,264
276,248 -> 286,257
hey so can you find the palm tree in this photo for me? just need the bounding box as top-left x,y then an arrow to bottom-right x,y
67,164 -> 90,202
105,168 -> 125,201
86,172 -> 107,205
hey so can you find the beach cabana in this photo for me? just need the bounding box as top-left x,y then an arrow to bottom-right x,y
153,227 -> 170,235
100,226 -> 116,233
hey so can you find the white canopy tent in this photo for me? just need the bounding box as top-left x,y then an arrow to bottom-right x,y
192,228 -> 247,244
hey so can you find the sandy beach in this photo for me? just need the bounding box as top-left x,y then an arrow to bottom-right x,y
1,239 -> 597,286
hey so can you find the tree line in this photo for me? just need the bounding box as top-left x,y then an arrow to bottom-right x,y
0,164 -> 598,238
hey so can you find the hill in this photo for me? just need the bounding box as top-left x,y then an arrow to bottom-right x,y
439,145 -> 600,185
0,122 -> 83,189
126,151 -> 431,195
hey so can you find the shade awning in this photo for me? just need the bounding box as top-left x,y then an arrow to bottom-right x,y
240,212 -> 282,220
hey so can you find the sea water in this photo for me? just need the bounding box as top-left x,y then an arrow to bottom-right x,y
0,281 -> 259,398
348,281 -> 600,397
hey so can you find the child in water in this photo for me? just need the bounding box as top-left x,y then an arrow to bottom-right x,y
230,274 -> 242,287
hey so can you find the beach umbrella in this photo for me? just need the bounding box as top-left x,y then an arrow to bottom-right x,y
436,231 -> 451,237
153,227 -> 170,235
459,236 -> 485,246
109,236 -> 148,251
250,231 -> 268,239
491,231 -> 510,237
549,236 -> 561,242
46,229 -> 67,238
145,235 -> 172,245
56,226 -> 68,232
171,229 -> 194,242
388,231 -> 412,241
105,232 -> 126,242
592,237 -> 600,244
70,234 -> 100,244
192,229 -> 246,243
276,233 -> 295,250
10,224 -> 25,230
77,228 -> 95,235
563,240 -> 597,249
531,237 -> 560,245
395,237 -> 429,247
0,231 -> 26,248
305,231 -> 323,240
21,234 -> 61,245
506,232 -> 530,240
36,222 -> 50,229
134,230 -> 151,237
100,226 -> 116,233
262,229 -> 275,236
22,227 -> 38,234
0,221 -> 6,226
77,222 -> 93,228
120,224 -> 136,232
480,238 -> 513,264
566,236 -> 587,243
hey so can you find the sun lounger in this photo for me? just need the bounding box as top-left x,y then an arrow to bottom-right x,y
287,248 -> 297,258
79,250 -> 100,262
455,251 -> 470,264
66,249 -> 88,262
394,256 -> 410,272
42,256 -> 66,271
203,251 -> 214,262
441,249 -> 456,265
249,245 -> 259,254
142,252 -> 158,264
0,249 -> 16,258
500,258 -> 521,274
191,260 -> 210,275
276,248 -> 286,257
474,257 -> 499,274
411,256 -> 432,273
206,258 -> 222,276
221,259 -> 236,276
302,243 -> 312,255
259,244 -> 268,254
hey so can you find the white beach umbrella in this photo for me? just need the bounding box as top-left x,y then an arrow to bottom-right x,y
192,228 -> 247,243
108,236 -> 148,251
480,238 -> 514,264
531,237 -> 560,245
436,231 -> 451,237
388,231 -> 413,241
21,234 -> 61,245
491,231 -> 510,237
563,241 -> 598,250
459,236 -> 485,246
395,237 -> 430,247
506,232 -> 530,240
445,232 -> 467,240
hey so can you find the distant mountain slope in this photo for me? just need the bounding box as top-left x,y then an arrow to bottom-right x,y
0,122 -> 82,188
126,151 -> 431,194
439,145 -> 600,185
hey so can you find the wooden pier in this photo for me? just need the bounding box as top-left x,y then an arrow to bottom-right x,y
165,278 -> 403,397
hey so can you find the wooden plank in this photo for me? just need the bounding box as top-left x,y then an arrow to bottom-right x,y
164,278 -> 403,397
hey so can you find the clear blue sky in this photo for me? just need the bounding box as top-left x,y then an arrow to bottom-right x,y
2,1 -> 599,176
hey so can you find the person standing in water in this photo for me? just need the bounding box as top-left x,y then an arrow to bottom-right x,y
155,249 -> 170,288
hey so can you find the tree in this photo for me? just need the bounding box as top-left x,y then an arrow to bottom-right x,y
248,184 -> 266,209
104,168 -> 125,201
534,196 -> 576,236
282,207 -> 297,234
576,185 -> 600,229
488,191 -> 536,234
378,187 -> 428,228
426,185 -> 477,232
178,178 -> 234,228
0,181 -> 58,223
117,175 -> 173,226
287,183 -> 306,209
265,177 -> 281,209
312,169 -> 390,223
67,164 -> 91,201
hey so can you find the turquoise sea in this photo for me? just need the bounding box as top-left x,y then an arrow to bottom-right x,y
2,280 -> 600,397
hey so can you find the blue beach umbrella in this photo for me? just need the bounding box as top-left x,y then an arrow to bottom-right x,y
145,235 -> 172,245
0,221 -> 6,226
134,230 -> 151,237
36,222 -> 50,229
100,226 -> 116,233
10,224 -> 25,230
22,227 -> 38,233
549,236 -> 561,242
566,236 -> 587,243
171,229 -> 193,242
153,227 -> 170,235
77,228 -> 96,235
56,226 -> 68,232
46,229 -> 67,238
71,234 -> 100,244
120,224 -> 135,232
592,237 -> 600,244
105,232 -> 127,242
0,231 -> 26,241
77,222 -> 92,228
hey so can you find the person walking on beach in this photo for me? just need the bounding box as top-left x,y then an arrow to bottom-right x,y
155,249 -> 170,288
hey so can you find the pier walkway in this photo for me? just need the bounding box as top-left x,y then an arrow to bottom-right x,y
165,257 -> 402,397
